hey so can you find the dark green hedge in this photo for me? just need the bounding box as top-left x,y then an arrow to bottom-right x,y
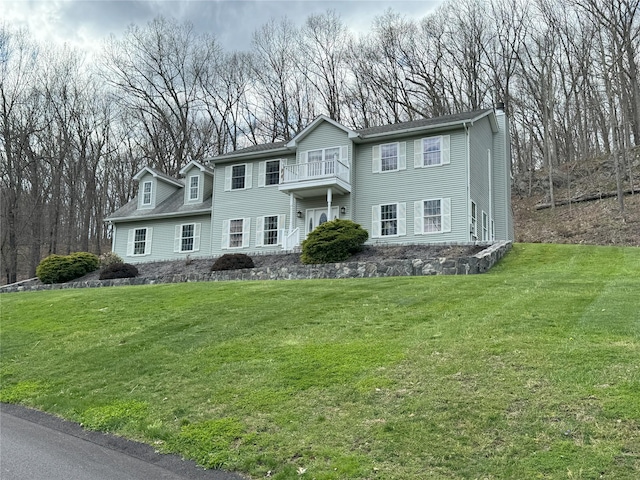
301,219 -> 368,264
36,252 -> 100,284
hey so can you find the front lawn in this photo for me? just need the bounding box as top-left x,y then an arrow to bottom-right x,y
1,244 -> 639,479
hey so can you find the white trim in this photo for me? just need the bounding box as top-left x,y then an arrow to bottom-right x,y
175,222 -> 201,253
414,198 -> 451,234
372,202 -> 405,238
188,175 -> 200,202
141,181 -> 153,207
414,135 -> 450,168
128,227 -> 152,256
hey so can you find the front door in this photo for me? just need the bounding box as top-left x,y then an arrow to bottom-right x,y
306,207 -> 339,236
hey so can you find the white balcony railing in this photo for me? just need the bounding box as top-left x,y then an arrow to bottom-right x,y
281,160 -> 350,185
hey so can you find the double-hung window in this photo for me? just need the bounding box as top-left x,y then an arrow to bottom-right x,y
222,218 -> 250,249
482,212 -> 489,241
141,181 -> 152,206
258,160 -> 282,187
372,142 -> 406,173
414,198 -> 451,234
414,135 -> 450,167
256,214 -> 286,247
372,203 -> 406,238
127,227 -> 152,256
174,223 -> 201,253
188,175 -> 199,201
224,164 -> 252,191
471,201 -> 478,239
303,146 -> 346,177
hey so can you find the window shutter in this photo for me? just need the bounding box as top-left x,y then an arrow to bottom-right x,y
442,198 -> 451,232
414,201 -> 423,234
371,205 -> 381,238
372,145 -> 381,173
442,135 -> 450,165
224,166 -> 232,191
258,161 -> 266,188
277,214 -> 286,245
399,142 -> 406,170
144,228 -> 153,255
398,202 -> 406,236
255,216 -> 264,247
340,146 -> 349,165
245,163 -> 253,189
127,229 -> 135,256
174,225 -> 181,252
414,139 -> 423,168
193,223 -> 201,251
242,218 -> 251,247
301,151 -> 308,164
221,219 -> 229,249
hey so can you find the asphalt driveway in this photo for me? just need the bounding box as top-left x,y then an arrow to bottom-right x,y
0,403 -> 244,480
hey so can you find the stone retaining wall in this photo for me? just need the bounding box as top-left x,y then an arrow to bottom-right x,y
1,241 -> 512,293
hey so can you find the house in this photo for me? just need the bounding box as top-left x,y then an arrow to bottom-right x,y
105,108 -> 513,262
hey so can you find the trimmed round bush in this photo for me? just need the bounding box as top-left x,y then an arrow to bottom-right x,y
36,252 -> 100,284
301,219 -> 368,264
99,262 -> 139,280
211,254 -> 255,271
99,251 -> 124,268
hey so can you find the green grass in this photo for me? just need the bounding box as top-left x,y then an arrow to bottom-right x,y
1,244 -> 639,479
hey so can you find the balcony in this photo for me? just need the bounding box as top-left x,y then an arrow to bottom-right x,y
279,160 -> 351,198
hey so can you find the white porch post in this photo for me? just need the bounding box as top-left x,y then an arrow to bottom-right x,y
327,187 -> 333,220
289,193 -> 295,232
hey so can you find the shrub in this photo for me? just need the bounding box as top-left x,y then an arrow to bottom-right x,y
301,219 -> 369,264
36,252 -> 99,284
99,262 -> 139,280
211,254 -> 255,271
99,251 -> 124,268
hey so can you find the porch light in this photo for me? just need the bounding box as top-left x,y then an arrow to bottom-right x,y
340,206 -> 346,215
297,211 -> 303,218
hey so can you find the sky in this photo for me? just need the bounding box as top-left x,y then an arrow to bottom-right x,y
2,0 -> 444,54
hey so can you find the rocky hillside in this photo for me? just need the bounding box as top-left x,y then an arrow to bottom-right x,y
512,152 -> 640,247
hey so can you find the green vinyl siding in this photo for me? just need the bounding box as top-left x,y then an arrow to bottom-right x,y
211,153 -> 295,256
354,129 -> 468,245
113,214 -> 212,262
492,112 -> 514,240
469,116 -> 494,240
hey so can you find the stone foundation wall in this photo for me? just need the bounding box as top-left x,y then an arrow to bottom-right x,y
1,242 -> 512,293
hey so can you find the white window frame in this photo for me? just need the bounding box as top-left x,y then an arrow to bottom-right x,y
414,198 -> 451,235
482,211 -> 489,241
372,142 -> 406,173
300,146 -> 348,176
258,159 -> 283,187
174,223 -> 201,253
224,164 -> 253,191
371,203 -> 406,238
256,214 -> 286,247
414,135 -> 450,168
127,227 -> 152,256
141,181 -> 153,206
471,201 -> 478,240
188,175 -> 200,201
222,218 -> 251,249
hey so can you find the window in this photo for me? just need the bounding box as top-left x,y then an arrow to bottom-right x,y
381,204 -> 398,236
414,198 -> 451,234
256,214 -> 286,246
471,201 -> 478,239
414,135 -> 450,168
127,227 -> 152,256
372,203 -> 406,238
372,142 -> 406,173
265,160 -> 280,186
188,175 -> 199,201
224,164 -> 252,191
174,223 -> 201,253
222,218 -> 250,249
142,181 -> 152,206
302,146 -> 347,176
259,160 -> 282,187
482,212 -> 488,241
232,165 -> 245,190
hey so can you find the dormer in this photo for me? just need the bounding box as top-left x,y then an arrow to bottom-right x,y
132,166 -> 183,210
179,160 -> 214,205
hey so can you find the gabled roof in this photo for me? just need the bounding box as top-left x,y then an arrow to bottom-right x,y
179,160 -> 214,176
285,114 -> 358,148
354,108 -> 496,139
132,166 -> 184,187
207,141 -> 290,164
104,190 -> 212,223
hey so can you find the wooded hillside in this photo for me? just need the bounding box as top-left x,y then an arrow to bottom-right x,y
2,0 -> 638,283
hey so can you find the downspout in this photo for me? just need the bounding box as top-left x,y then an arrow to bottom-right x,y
464,122 -> 471,242
488,149 -> 493,241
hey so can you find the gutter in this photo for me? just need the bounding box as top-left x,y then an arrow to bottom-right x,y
104,208 -> 212,223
